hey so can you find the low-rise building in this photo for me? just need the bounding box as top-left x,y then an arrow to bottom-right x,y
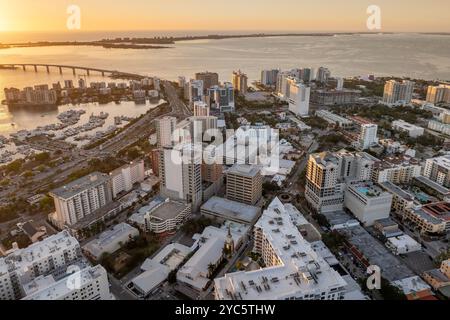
373,218 -> 403,239
177,222 -> 247,293
380,181 -> 415,216
83,223 -> 139,261
129,243 -> 192,297
404,202 -> 450,235
340,225 -> 415,282
422,259 -> 450,292
18,221 -> 47,243
413,176 -> 450,201
392,120 -> 424,138
311,89 -> 361,105
392,276 -> 434,300
315,110 -> 354,129
385,235 -> 422,255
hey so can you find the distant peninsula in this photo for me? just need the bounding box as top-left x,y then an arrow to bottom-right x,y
0,32 -> 396,50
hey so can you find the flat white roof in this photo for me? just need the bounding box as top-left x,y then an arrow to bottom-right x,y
392,276 -> 431,295
227,164 -> 261,178
83,223 -> 139,259
131,243 -> 192,295
23,265 -> 107,300
177,223 -> 247,291
426,155 -> 450,170
0,230 -> 79,273
214,198 -> 347,300
386,235 -> 421,248
201,196 -> 260,223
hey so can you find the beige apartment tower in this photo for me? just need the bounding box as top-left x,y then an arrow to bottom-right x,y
226,164 -> 262,205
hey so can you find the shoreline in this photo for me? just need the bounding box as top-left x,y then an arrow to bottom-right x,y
1,32 -> 397,50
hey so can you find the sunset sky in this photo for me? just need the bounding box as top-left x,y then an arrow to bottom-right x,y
0,0 -> 449,33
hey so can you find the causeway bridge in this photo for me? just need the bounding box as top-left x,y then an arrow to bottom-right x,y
0,63 -> 144,79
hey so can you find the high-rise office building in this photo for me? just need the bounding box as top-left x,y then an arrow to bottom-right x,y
336,77 -> 344,90
382,80 -> 414,105
156,116 -> 177,148
231,70 -> 248,95
316,67 -> 331,83
276,71 -> 294,98
299,68 -> 313,83
50,173 -> 113,226
426,84 -> 450,104
260,69 -> 279,86
185,79 -> 204,104
207,83 -> 235,112
160,144 -> 203,210
195,71 -> 219,93
226,164 -> 262,205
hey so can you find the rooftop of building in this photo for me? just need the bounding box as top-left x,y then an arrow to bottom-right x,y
23,265 -> 107,300
426,155 -> 450,168
83,223 -> 139,258
50,172 -> 110,199
128,196 -> 167,225
386,235 -> 421,248
380,181 -> 415,201
347,116 -> 374,126
376,154 -> 420,167
227,164 -> 261,178
392,276 -> 432,296
109,159 -> 143,177
310,151 -> 339,167
130,243 -> 192,295
201,196 -> 260,224
178,222 -> 248,291
374,217 -> 399,228
348,182 -> 390,198
418,202 -> 450,222
20,220 -> 45,238
414,176 -> 450,195
148,200 -> 189,221
342,225 -> 414,282
0,230 -> 79,272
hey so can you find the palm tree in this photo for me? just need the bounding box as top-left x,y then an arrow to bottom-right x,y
207,263 -> 215,276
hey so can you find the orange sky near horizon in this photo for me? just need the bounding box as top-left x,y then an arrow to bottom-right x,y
0,0 -> 449,33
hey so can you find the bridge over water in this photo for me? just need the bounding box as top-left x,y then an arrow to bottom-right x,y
0,63 -> 144,79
